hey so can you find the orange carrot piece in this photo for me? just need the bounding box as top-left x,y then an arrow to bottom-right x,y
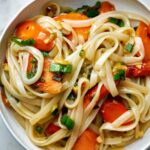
55,13 -> 90,41
72,129 -> 98,150
36,58 -> 62,95
136,22 -> 150,62
99,1 -> 115,13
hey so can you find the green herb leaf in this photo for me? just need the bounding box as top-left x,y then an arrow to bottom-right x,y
12,37 -> 35,46
125,43 -> 134,53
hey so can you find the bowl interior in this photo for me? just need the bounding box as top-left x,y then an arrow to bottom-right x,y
0,0 -> 150,150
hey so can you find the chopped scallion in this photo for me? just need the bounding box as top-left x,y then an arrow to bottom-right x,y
12,37 -> 35,46
52,73 -> 62,82
61,115 -> 75,130
114,70 -> 125,81
125,43 -> 134,53
50,63 -> 72,73
87,9 -> 99,18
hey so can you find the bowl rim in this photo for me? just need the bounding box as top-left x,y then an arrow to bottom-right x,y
0,0 -> 150,150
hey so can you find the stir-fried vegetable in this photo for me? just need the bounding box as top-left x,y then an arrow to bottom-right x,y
55,13 -> 90,41
36,58 -> 62,94
99,1 -> 115,13
61,115 -> 75,130
44,123 -> 60,136
50,63 -> 72,73
125,43 -> 134,53
72,129 -> 98,150
126,62 -> 150,78
108,17 -> 125,27
27,54 -> 37,79
16,20 -> 55,51
136,22 -> 150,62
42,51 -> 49,57
83,84 -> 109,109
101,99 -> 128,123
114,70 -> 126,81
12,37 -> 35,46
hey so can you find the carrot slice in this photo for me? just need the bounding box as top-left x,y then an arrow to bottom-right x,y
16,20 -> 54,51
55,13 -> 90,41
136,22 -> 150,62
99,1 -> 115,13
72,129 -> 98,150
36,58 -> 62,94
101,99 -> 128,123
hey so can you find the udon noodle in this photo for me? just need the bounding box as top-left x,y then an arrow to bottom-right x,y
1,1 -> 150,150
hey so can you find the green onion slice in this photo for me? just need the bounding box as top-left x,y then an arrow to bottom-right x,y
12,37 -> 35,46
61,115 -> 75,130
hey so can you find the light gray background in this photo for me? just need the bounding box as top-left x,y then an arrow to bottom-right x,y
0,0 -> 150,150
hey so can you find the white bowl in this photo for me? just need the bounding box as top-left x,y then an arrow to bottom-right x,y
0,0 -> 150,150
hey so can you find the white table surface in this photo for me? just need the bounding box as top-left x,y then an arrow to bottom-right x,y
0,0 -> 150,150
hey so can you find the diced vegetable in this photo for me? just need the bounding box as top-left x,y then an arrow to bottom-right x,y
44,123 -> 60,136
12,37 -> 35,46
101,99 -> 128,123
114,70 -> 125,81
125,43 -> 134,52
72,129 -> 97,150
35,125 -> 43,134
99,1 -> 115,13
126,62 -> 150,78
50,63 -> 72,73
36,58 -> 62,94
61,115 -> 75,130
79,49 -> 86,58
16,20 -> 54,51
83,84 -> 109,109
108,17 -> 124,27
42,51 -> 49,57
55,13 -> 90,41
136,22 -> 150,62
